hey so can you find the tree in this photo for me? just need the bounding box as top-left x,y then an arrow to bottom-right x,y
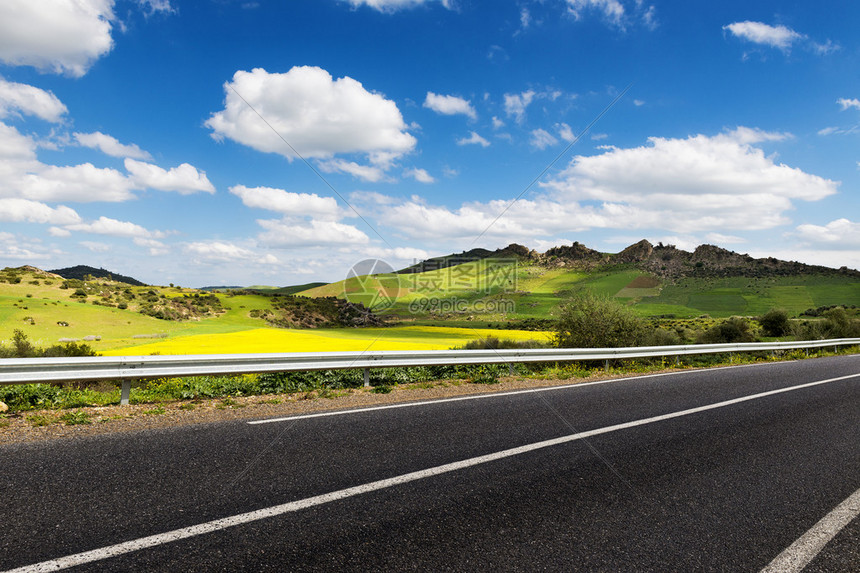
554,291 -> 648,348
759,308 -> 791,337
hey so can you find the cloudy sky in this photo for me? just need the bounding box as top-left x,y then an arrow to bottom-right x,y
0,0 -> 858,287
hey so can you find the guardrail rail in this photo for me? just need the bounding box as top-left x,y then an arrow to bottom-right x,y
1,338 -> 858,405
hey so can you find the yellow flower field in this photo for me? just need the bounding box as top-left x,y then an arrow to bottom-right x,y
101,326 -> 554,356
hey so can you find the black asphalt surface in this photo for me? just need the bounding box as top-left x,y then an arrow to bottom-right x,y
2,355 -> 859,571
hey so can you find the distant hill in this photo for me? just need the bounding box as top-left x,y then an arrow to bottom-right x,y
398,244 -> 535,274
48,265 -> 146,286
270,282 -> 328,295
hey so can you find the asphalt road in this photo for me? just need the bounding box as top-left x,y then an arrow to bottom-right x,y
2,355 -> 859,572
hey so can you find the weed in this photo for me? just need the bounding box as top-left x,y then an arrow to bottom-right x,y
371,385 -> 392,394
60,410 -> 92,425
27,414 -> 54,427
143,406 -> 166,415
178,403 -> 196,411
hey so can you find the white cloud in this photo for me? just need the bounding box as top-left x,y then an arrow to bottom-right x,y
837,98 -> 860,112
316,159 -> 387,183
0,78 -> 67,122
185,241 -> 257,263
795,219 -> 860,249
133,236 -> 169,256
0,233 -> 53,260
556,123 -> 576,142
0,0 -> 115,77
66,216 -> 168,238
80,240 -> 111,253
457,131 -> 490,147
723,21 -> 802,51
564,0 -> 655,30
0,198 -> 81,224
423,92 -> 476,120
492,116 -> 505,129
74,132 -> 152,160
21,163 -> 135,202
503,90 -> 535,124
48,227 -> 71,237
404,167 -> 435,184
541,128 -> 837,232
229,185 -> 342,220
343,0 -> 452,13
124,158 -> 215,194
138,0 -> 176,15
567,0 -> 625,28
373,127 -> 840,243
256,218 -> 370,247
530,128 -> 558,150
205,66 -> 416,177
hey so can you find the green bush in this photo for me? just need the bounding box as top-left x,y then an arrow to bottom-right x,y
554,291 -> 648,348
698,317 -> 757,344
759,308 -> 791,337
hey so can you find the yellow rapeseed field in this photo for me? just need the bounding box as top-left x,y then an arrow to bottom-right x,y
101,326 -> 553,355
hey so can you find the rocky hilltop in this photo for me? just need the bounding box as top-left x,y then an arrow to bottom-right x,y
405,239 -> 859,280
543,239 -> 860,280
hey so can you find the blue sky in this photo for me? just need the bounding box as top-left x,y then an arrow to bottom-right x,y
0,0 -> 858,287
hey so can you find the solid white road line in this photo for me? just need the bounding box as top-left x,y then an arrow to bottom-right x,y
760,486 -> 860,573
6,372 -> 859,573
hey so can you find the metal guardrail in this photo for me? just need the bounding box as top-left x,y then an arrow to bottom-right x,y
1,338 -> 858,405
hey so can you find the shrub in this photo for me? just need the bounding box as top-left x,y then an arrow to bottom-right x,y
759,308 -> 791,337
698,317 -> 757,344
554,291 -> 649,348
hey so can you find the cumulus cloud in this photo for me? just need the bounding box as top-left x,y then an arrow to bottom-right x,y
457,131 -> 490,147
541,128 -> 836,232
0,78 -> 67,122
21,163 -> 135,202
124,159 -> 215,194
256,218 -> 370,247
0,0 -> 115,77
0,198 -> 81,224
423,92 -> 476,120
837,98 -> 860,112
185,241 -> 257,263
0,232 -> 54,260
371,127 -> 839,243
66,216 -> 168,238
229,185 -> 342,220
723,21 -> 836,55
74,131 -> 152,160
205,66 -> 416,177
317,159 -> 387,183
723,21 -> 801,51
404,167 -> 435,183
794,219 -> 860,249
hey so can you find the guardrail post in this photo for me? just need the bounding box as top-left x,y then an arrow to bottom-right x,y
508,362 -> 515,376
363,368 -> 370,388
120,379 -> 131,406
604,359 -> 609,373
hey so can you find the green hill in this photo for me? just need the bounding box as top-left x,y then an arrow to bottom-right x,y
296,240 -> 860,321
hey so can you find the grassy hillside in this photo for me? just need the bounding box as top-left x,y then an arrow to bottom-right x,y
0,266 -> 550,355
297,259 -> 859,321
